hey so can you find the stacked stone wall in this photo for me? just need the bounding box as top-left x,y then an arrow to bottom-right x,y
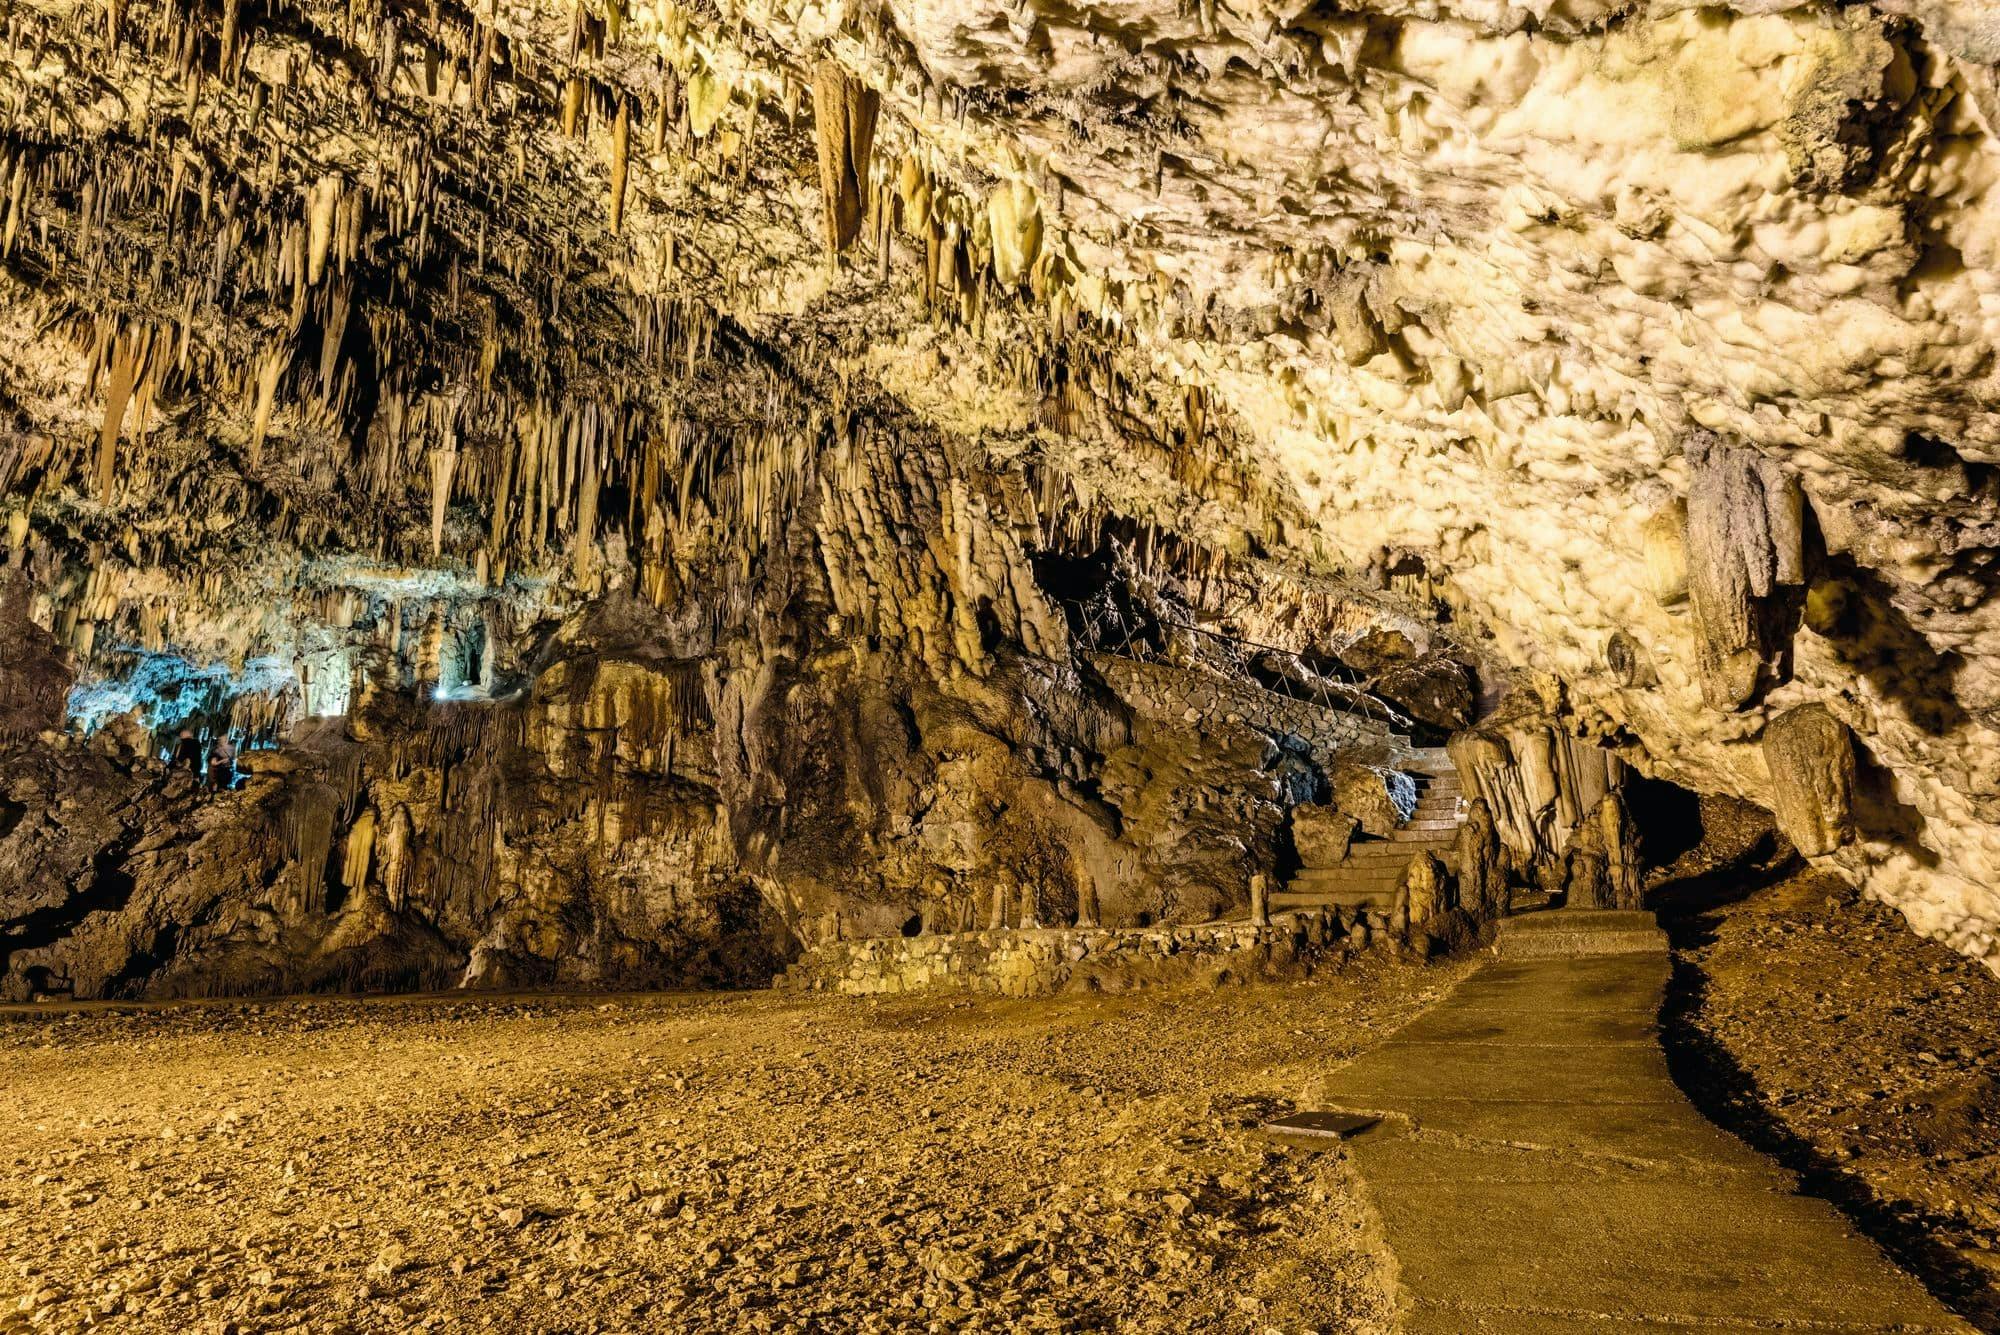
778,915 -> 1371,998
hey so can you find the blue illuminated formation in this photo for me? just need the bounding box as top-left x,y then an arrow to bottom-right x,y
65,651 -> 298,742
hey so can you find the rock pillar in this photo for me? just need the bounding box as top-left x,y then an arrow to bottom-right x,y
1456,796 -> 1505,920
1763,704 -> 1856,857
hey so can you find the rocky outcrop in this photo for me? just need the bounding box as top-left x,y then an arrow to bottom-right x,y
1764,704 -> 1860,858
1,0 -> 1999,982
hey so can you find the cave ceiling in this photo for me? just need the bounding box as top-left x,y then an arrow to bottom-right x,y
5,0 -> 2000,967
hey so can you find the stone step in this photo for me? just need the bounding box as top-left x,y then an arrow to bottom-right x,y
1294,868 -> 1406,889
1494,910 -> 1667,959
1393,820 -> 1461,837
1271,888 -> 1395,912
1340,840 -> 1455,861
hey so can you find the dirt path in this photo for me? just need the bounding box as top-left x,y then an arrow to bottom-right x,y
1666,866 -> 2000,1332
0,959 -> 1470,1334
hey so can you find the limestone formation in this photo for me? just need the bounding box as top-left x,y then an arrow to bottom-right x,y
1456,797 -> 1505,921
1330,764 -> 1411,840
1402,852 -> 1447,926
1764,705 -> 1859,858
1685,433 -> 1810,711
1,0 -> 1998,990
1293,805 -> 1360,868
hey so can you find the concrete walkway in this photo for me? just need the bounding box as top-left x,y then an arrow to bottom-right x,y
1319,950 -> 1974,1332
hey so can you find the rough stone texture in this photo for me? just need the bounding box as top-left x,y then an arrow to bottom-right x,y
776,917 -> 1357,998
1765,702 -> 1862,857
0,968 -> 1461,1332
1,0 -> 1999,982
1455,796 -> 1505,920
1565,792 -> 1646,911
1331,761 -> 1414,839
1293,804 -> 1360,868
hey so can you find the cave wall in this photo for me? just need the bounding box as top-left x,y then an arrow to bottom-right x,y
1,0 -> 1998,983
1,420 -> 1451,998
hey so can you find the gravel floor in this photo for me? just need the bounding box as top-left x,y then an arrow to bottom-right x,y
1667,863 -> 2000,1332
0,957 -> 1470,1335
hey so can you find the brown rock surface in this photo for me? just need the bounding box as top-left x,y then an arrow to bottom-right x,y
1667,868 -> 2000,1329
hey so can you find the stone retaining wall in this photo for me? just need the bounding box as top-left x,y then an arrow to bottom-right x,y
776,914 -> 1375,998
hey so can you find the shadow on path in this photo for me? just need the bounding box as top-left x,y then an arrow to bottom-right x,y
1656,850 -> 2000,1333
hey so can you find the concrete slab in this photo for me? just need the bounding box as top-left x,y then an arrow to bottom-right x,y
1448,955 -> 1669,1014
1350,1132 -> 1786,1189
1390,1003 -> 1659,1047
1401,1301 -> 1956,1334
1322,1035 -> 1682,1105
1339,1095 -> 1770,1174
1324,954 -> 1976,1332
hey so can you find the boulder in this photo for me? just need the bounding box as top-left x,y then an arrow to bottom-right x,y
1292,805 -> 1359,867
1333,626 -> 1419,675
1372,654 -> 1474,730
1763,704 -> 1856,857
1331,762 -> 1411,839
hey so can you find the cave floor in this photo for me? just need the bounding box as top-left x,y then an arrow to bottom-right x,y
1323,949 -> 1969,1332
0,958 -> 1472,1334
1665,867 -> 2000,1331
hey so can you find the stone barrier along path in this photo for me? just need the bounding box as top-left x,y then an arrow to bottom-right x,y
1320,953 -> 1975,1333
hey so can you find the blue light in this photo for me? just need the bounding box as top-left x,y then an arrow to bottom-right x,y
65,651 -> 298,737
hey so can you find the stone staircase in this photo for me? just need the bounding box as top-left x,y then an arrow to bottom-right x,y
1273,751 -> 1465,915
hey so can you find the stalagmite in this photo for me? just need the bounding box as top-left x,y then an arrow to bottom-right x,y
1456,796 -> 1504,919
1763,704 -> 1857,857
1403,851 -> 1444,925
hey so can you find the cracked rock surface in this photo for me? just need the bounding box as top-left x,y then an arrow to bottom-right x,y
5,0 -> 2000,987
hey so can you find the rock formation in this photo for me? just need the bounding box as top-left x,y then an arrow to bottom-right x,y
3,0 -> 2000,992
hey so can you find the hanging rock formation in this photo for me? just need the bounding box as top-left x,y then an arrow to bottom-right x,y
1764,703 -> 1860,858
1,0 -> 1999,988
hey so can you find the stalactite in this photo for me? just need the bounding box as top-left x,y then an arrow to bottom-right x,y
430,445 -> 458,556
810,61 -> 879,261
95,322 -> 154,502
609,94 -> 630,234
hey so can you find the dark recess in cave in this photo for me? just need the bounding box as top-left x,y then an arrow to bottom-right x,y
1624,773 -> 1707,869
